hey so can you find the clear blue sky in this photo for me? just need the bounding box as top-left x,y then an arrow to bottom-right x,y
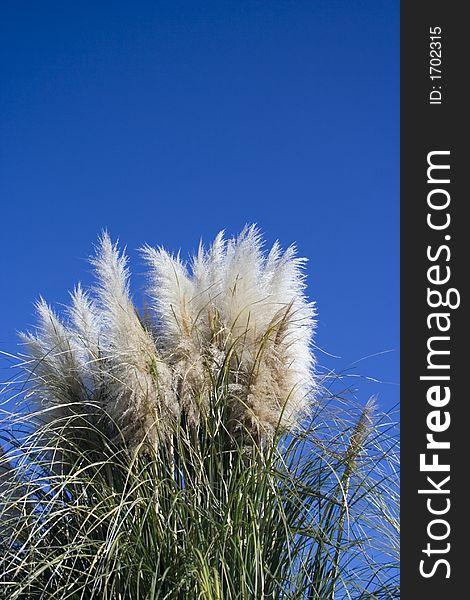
0,1 -> 399,413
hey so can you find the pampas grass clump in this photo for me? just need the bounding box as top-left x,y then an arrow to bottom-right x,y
20,226 -> 316,450
0,227 -> 399,599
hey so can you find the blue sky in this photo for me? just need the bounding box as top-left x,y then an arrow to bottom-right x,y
0,1 -> 399,413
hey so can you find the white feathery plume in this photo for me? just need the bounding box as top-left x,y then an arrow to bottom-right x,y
141,245 -> 209,425
217,226 -> 268,345
215,227 -> 315,437
20,299 -> 87,423
67,284 -> 102,395
143,225 -> 316,439
90,233 -> 177,448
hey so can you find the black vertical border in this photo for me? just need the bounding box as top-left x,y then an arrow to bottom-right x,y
401,3 -> 466,597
